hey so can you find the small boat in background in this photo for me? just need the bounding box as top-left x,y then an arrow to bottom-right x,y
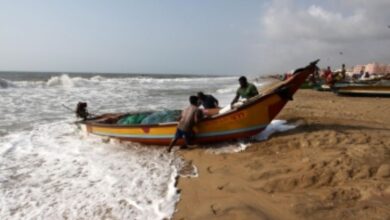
314,83 -> 332,91
332,80 -> 390,97
78,60 -> 319,146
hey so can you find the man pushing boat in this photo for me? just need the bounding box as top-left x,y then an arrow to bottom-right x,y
167,96 -> 203,152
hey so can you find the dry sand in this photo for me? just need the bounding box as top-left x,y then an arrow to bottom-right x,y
174,90 -> 390,220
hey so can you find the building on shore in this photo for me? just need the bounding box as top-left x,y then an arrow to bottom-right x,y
352,62 -> 390,75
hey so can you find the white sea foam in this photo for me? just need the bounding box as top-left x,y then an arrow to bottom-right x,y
90,75 -> 106,81
206,141 -> 251,154
217,86 -> 236,94
46,74 -> 98,88
0,121 -> 180,219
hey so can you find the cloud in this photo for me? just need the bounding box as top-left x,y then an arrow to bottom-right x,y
263,1 -> 389,43
255,0 -> 390,72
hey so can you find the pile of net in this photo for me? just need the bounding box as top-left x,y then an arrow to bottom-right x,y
117,110 -> 181,125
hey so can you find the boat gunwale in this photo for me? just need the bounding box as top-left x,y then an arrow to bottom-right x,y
334,84 -> 390,88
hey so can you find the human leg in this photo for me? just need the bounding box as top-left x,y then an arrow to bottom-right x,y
181,131 -> 194,149
168,129 -> 183,152
168,138 -> 178,152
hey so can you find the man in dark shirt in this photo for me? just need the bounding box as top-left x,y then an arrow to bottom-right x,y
197,92 -> 219,109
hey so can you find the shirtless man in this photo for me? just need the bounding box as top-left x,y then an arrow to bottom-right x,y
168,96 -> 202,152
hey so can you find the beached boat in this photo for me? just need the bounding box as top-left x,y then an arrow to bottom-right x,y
332,80 -> 390,97
78,61 -> 318,145
313,83 -> 331,91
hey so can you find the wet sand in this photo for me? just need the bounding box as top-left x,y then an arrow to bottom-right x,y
174,90 -> 390,220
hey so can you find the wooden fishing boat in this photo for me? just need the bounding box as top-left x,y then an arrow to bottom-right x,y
332,81 -> 390,97
78,60 -> 319,145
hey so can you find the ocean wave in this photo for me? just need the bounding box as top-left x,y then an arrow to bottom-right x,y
90,75 -> 106,81
217,86 -> 236,94
46,74 -> 98,88
1,74 -> 236,89
0,75 -> 107,89
0,78 -> 16,89
134,76 -> 235,84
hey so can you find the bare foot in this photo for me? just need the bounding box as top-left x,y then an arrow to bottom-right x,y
180,145 -> 189,150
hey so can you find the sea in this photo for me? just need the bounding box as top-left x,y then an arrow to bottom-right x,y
0,71 -> 267,219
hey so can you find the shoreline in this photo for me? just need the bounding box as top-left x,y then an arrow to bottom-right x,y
173,90 -> 390,220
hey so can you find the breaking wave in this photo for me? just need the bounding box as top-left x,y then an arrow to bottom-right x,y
0,78 -> 16,89
46,74 -> 99,88
2,74 -> 236,90
135,76 -> 236,84
217,86 -> 236,94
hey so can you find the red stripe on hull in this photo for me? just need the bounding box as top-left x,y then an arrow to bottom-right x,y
107,128 -> 265,146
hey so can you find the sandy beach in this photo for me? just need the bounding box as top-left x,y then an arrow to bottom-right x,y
174,90 -> 390,220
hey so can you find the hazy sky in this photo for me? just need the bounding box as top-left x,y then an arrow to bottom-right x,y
1,0 -> 390,75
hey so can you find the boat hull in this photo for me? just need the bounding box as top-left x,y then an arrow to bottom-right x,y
82,94 -> 285,145
333,83 -> 390,97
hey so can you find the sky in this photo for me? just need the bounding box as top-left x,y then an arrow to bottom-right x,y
0,0 -> 390,75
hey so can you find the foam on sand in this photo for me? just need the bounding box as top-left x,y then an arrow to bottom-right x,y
206,120 -> 296,154
255,120 -> 296,141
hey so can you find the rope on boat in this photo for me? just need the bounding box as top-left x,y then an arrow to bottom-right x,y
62,104 -> 75,113
62,103 -> 96,120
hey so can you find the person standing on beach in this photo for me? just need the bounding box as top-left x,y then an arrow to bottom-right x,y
324,66 -> 332,78
168,96 -> 202,152
324,66 -> 333,85
230,76 -> 259,106
341,64 -> 346,80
